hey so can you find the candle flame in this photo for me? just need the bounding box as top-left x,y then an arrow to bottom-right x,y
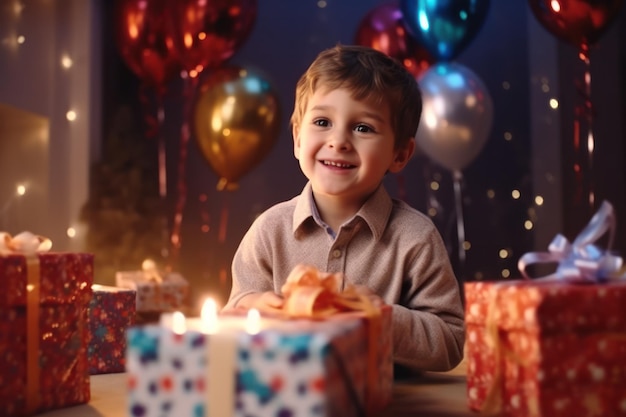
172,311 -> 186,335
201,298 -> 219,334
245,308 -> 261,335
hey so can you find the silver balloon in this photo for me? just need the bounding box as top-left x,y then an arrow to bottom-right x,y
416,63 -> 493,172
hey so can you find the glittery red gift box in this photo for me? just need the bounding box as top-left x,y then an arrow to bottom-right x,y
465,280 -> 626,417
88,285 -> 136,375
0,252 -> 93,416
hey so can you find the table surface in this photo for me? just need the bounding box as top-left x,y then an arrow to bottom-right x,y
38,362 -> 474,417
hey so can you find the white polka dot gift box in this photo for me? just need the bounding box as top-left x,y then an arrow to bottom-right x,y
116,260 -> 189,314
126,313 -> 372,417
465,201 -> 626,417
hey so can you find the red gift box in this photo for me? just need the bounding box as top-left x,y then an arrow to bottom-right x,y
87,284 -> 136,374
465,280 -> 626,417
0,252 -> 93,416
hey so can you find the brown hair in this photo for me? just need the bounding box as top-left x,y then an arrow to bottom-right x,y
290,44 -> 422,149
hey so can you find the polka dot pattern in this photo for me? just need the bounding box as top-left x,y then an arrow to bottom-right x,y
126,308 -> 393,417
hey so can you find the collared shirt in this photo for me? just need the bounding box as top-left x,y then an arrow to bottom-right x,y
226,182 -> 465,371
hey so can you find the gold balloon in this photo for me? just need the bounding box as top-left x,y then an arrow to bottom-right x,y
194,67 -> 281,190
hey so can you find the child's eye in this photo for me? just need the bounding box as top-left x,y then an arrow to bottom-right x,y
354,124 -> 374,133
313,119 -> 329,127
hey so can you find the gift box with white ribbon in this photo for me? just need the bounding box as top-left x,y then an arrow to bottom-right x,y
465,201 -> 626,417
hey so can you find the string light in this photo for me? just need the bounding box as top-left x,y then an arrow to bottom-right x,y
16,184 -> 26,196
66,110 -> 77,121
61,54 -> 73,69
13,1 -> 25,15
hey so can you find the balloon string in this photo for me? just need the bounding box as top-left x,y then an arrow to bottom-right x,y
575,45 -> 595,215
218,192 -> 231,289
582,47 -> 595,210
139,82 -> 170,262
157,105 -> 167,200
452,170 -> 466,278
156,103 -> 170,263
169,76 -> 197,267
218,192 -> 231,245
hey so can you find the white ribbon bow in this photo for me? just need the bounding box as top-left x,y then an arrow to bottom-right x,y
518,201 -> 624,283
0,231 -> 52,256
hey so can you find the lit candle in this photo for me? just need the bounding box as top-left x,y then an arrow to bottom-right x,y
245,308 -> 261,335
148,300 -> 288,416
200,298 -> 218,334
171,311 -> 186,335
158,310 -> 187,332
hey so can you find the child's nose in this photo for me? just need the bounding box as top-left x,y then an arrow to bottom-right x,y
327,130 -> 352,150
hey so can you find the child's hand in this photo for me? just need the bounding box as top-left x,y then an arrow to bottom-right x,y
351,285 -> 384,307
237,291 -> 284,313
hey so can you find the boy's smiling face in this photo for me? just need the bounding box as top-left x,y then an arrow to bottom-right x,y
293,87 -> 414,206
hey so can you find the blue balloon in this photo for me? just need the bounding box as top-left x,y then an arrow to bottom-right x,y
400,0 -> 490,61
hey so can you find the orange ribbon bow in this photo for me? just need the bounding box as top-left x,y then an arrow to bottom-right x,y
277,264 -> 380,319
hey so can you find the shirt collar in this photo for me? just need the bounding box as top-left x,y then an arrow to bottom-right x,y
293,181 -> 393,242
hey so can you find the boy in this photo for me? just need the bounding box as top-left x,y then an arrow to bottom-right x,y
225,44 -> 464,371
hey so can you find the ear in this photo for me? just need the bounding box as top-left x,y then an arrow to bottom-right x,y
388,138 -> 415,173
292,124 -> 301,160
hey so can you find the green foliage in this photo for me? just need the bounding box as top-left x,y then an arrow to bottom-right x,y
80,106 -> 164,285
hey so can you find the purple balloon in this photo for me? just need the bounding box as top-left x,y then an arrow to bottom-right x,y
355,2 -> 433,77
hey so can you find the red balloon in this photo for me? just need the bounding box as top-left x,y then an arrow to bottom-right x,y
355,2 -> 433,78
114,0 -> 180,91
167,0 -> 257,75
528,0 -> 624,49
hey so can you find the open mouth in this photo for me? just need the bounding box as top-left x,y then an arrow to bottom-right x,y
321,160 -> 355,169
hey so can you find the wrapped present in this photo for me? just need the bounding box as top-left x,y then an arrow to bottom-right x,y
275,264 -> 393,412
127,314 -> 369,417
88,284 -> 136,374
0,232 -> 93,416
115,259 -> 189,313
126,265 -> 393,417
465,201 -> 626,417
